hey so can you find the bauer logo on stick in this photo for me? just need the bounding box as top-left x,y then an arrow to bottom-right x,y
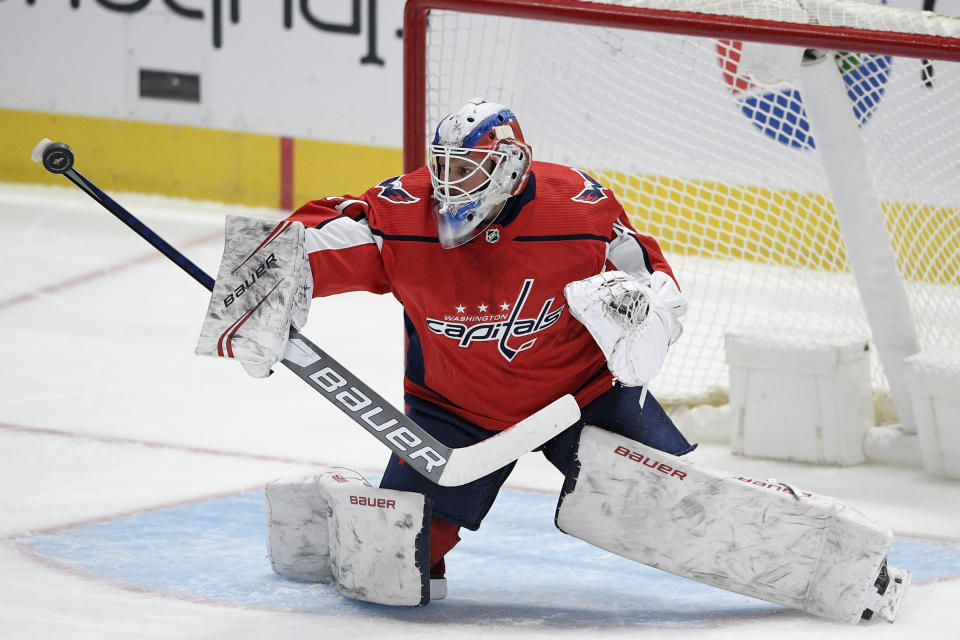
306,362 -> 449,473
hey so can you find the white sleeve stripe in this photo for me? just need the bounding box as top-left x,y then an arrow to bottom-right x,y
607,235 -> 654,281
304,216 -> 378,253
333,199 -> 368,213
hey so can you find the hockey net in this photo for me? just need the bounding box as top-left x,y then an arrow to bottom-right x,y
405,0 -> 960,419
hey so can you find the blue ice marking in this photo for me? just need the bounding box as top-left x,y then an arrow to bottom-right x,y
25,487 -> 960,627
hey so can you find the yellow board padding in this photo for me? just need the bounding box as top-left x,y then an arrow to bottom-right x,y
1,108 -> 954,286
1,108 -> 278,207
0,108 -> 402,210
598,171 -> 959,286
292,138 -> 402,208
889,201 -> 960,286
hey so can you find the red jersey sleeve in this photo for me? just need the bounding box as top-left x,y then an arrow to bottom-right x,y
286,196 -> 392,298
606,211 -> 680,289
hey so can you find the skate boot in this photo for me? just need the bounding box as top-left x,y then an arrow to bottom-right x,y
861,557 -> 910,622
429,560 -> 448,601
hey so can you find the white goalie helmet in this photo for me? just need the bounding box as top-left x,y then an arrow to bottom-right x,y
430,99 -> 532,249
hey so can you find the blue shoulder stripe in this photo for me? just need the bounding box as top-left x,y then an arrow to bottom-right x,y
632,234 -> 654,273
313,214 -> 347,230
370,228 -> 440,243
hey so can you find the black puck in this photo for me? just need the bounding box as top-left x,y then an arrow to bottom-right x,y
42,142 -> 75,174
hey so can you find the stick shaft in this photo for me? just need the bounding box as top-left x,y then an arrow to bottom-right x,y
63,168 -> 215,291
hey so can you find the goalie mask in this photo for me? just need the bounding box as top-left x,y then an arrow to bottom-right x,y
430,99 -> 532,249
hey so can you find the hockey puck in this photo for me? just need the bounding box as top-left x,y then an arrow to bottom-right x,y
42,142 -> 75,174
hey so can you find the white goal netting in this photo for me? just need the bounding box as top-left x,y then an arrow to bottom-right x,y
420,0 -> 960,414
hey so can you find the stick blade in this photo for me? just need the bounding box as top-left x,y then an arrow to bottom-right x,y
31,138 -> 53,164
437,394 -> 581,487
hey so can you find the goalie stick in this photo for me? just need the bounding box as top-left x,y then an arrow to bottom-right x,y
30,138 -> 581,487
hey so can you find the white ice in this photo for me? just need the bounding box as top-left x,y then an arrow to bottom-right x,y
1,182 -> 959,640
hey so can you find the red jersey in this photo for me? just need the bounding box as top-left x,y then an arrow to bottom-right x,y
287,161 -> 677,431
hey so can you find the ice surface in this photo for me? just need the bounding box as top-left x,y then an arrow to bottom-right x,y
1,182 -> 959,639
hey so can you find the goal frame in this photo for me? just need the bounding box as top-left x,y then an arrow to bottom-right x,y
403,0 -> 960,172
401,0 -> 960,437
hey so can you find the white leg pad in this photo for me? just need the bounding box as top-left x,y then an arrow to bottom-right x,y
556,426 -> 908,623
265,469 -> 433,606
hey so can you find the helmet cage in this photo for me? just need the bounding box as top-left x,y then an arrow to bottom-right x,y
429,139 -> 531,248
430,146 -> 507,204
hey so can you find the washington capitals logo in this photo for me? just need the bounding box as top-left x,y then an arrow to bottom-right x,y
571,169 -> 609,204
425,279 -> 564,361
375,177 -> 420,204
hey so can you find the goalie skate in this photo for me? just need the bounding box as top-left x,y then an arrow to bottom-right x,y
861,558 -> 911,623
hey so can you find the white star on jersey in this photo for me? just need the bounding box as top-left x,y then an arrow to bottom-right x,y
500,302 -> 510,311
455,305 -> 465,314
478,303 -> 488,312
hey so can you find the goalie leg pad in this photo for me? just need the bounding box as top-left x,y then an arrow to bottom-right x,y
556,426 -> 908,623
266,469 -> 433,606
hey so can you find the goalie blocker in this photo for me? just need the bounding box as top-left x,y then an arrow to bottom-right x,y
196,215 -> 313,377
556,426 -> 909,623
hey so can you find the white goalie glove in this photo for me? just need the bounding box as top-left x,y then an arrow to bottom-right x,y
564,270 -> 686,387
195,215 -> 313,377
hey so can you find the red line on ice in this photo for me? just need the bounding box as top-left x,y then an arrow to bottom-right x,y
0,420 -> 334,470
0,231 -> 222,312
